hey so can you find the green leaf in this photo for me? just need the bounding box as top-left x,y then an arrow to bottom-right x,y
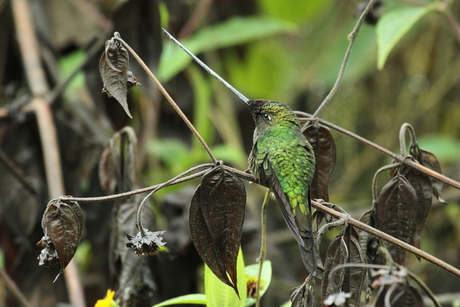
376,5 -> 433,69
158,16 -> 295,82
244,261 -> 272,306
205,248 -> 246,307
152,294 -> 206,306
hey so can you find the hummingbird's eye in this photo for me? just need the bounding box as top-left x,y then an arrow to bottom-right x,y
263,113 -> 271,121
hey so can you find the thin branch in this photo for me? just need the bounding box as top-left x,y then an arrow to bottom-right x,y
399,123 -> 417,157
11,0 -> 86,305
178,0 -> 214,39
312,200 -> 460,278
297,113 -> 460,190
59,163 -> 215,203
444,9 -> 460,43
406,267 -> 442,307
0,269 -> 34,307
255,190 -> 270,307
312,0 -> 379,118
115,36 -> 218,165
0,148 -> 38,196
136,164 -> 213,234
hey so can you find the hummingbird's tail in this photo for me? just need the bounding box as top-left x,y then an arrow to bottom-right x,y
295,200 -> 321,278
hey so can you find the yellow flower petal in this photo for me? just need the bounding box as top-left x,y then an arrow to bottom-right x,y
95,290 -> 115,307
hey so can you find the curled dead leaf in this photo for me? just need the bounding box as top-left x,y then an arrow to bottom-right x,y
189,166 -> 246,296
99,32 -> 136,118
38,198 -> 84,281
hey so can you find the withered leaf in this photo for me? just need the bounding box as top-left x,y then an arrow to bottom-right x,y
39,198 -> 84,281
411,145 -> 448,205
375,174 -> 418,265
375,283 -> 424,307
290,276 -> 315,307
321,225 -> 366,307
303,124 -> 336,202
398,165 -> 432,250
99,33 -> 133,118
98,127 -> 137,195
37,235 -> 59,268
127,71 -> 140,90
126,230 -> 166,256
189,166 -> 246,296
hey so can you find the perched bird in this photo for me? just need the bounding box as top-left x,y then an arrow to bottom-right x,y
247,99 -> 317,276
162,29 -> 318,276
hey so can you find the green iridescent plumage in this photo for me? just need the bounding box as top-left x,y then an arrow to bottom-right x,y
248,99 -> 317,275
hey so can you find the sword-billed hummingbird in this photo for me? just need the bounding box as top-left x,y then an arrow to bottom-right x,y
163,29 -> 317,276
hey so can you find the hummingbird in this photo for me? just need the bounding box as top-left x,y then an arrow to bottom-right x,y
162,29 -> 318,276
247,99 -> 317,275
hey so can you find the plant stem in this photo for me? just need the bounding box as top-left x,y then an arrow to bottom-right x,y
12,0 -> 85,305
0,268 -> 34,307
372,163 -> 400,203
312,0 -> 379,118
59,163 -> 214,203
313,200 -> 460,278
135,164 -> 213,233
115,36 -> 218,165
297,113 -> 460,190
256,190 -> 270,307
399,123 -> 417,157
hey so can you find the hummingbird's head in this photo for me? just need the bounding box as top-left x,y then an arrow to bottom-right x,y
248,99 -> 300,132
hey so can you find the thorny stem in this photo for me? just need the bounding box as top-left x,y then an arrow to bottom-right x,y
313,200 -> 460,278
311,0 -> 379,118
135,163 -> 214,235
114,36 -> 218,165
255,190 -> 270,307
296,113 -> 460,190
399,123 -> 417,157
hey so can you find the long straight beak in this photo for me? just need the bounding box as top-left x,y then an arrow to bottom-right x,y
162,28 -> 250,105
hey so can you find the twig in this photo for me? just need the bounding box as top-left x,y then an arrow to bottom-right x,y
46,34 -> 108,104
0,268 -> 34,307
0,148 -> 38,195
115,36 -> 218,165
136,164 -> 213,234
311,0 -> 379,118
372,163 -> 400,203
59,163 -> 215,203
255,190 -> 270,307
68,0 -> 113,32
444,10 -> 460,43
11,0 -> 86,305
406,267 -> 441,307
297,114 -> 460,190
178,0 -> 214,39
313,200 -> 460,278
399,123 -> 417,157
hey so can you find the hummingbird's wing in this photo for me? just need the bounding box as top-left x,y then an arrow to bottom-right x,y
259,158 -> 306,248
